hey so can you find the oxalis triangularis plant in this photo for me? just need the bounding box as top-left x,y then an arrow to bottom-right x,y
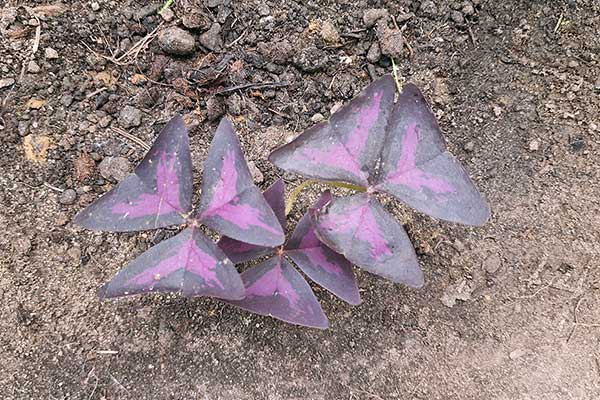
75,74 -> 489,329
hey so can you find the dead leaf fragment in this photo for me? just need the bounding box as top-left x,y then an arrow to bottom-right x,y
23,135 -> 51,163
74,152 -> 95,181
26,98 -> 47,109
130,74 -> 147,85
94,71 -> 117,87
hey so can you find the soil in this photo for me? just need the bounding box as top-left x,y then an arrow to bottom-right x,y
1,0 -> 600,399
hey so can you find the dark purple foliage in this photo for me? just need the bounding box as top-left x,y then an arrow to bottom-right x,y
218,180 -> 360,329
75,116 -> 284,300
269,75 -> 490,288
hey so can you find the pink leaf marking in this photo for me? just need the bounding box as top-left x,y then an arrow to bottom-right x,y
320,199 -> 392,260
386,123 -> 455,194
201,150 -> 280,235
297,248 -> 343,276
126,236 -> 223,289
112,152 -> 183,217
294,221 -> 344,276
296,91 -> 383,183
345,90 -> 382,158
245,260 -> 301,313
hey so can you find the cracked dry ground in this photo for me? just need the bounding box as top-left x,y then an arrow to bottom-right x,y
1,1 -> 599,399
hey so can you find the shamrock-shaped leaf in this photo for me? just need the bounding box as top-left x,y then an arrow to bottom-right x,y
269,75 -> 490,288
75,116 -> 284,300
218,180 -> 360,329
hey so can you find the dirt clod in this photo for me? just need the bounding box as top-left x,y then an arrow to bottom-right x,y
376,21 -> 404,59
363,8 -> 389,28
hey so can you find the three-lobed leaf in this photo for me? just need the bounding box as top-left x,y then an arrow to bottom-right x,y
218,181 -> 360,328
76,115 -> 284,301
270,75 -> 490,287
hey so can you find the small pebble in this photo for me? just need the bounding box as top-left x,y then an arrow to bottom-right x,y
320,20 -> 340,44
311,113 -> 325,123
59,189 -> 77,205
45,47 -> 59,59
464,141 -> 475,152
257,3 -> 270,16
528,139 -> 540,152
91,1 -> 100,11
567,60 -> 579,69
27,61 -> 41,74
419,1 -> 438,18
160,8 -> 174,22
0,78 -> 15,89
158,26 -> 196,55
99,156 -> 132,181
462,3 -> 475,16
366,42 -> 381,63
483,253 -> 502,274
118,105 -> 142,128
199,23 -> 223,51
450,11 -> 464,24
14,237 -> 32,255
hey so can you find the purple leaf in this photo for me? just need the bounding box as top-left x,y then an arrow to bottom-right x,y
197,118 -> 285,247
217,179 -> 285,264
269,75 -> 396,188
225,255 -> 329,329
376,83 -> 490,225
313,193 -> 423,288
286,191 -> 360,305
74,115 -> 192,232
269,75 -> 489,226
99,227 -> 244,300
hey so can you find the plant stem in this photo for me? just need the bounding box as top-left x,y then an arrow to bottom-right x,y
284,179 -> 367,215
159,0 -> 174,14
390,57 -> 403,94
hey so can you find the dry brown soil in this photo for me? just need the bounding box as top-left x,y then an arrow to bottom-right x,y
1,0 -> 600,399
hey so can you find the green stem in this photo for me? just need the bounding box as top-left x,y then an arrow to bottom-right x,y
159,0 -> 174,14
284,179 -> 366,215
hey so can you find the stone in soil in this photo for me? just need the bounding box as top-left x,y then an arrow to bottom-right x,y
320,20 -> 340,44
0,78 -> 15,89
45,47 -> 59,59
199,23 -> 223,51
206,96 -> 225,121
118,105 -> 142,128
367,42 -> 381,63
99,156 -> 132,182
59,189 -> 77,205
27,61 -> 41,74
158,26 -> 195,55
